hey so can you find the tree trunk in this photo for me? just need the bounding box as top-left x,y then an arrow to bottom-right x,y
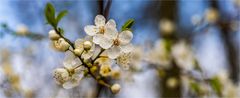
209,0 -> 239,83
159,0 -> 182,98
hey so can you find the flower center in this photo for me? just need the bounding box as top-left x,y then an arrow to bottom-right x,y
113,39 -> 120,46
99,26 -> 105,34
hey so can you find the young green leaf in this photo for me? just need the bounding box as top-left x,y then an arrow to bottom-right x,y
56,10 -> 68,25
121,19 -> 134,31
45,3 -> 56,28
209,77 -> 222,96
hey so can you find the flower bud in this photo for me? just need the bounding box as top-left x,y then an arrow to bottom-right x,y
16,25 -> 28,35
83,41 -> 92,50
111,70 -> 121,79
74,48 -> 83,56
205,8 -> 218,24
111,83 -> 121,94
159,19 -> 175,35
167,77 -> 178,88
54,38 -> 70,52
53,68 -> 70,84
49,30 -> 60,40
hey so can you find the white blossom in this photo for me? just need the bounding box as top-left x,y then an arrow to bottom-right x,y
60,51 -> 85,89
99,30 -> 133,59
84,15 -> 116,43
74,36 -> 95,60
145,40 -> 171,68
171,41 -> 195,71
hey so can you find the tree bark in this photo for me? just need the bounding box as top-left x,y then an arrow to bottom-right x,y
209,0 -> 239,83
159,0 -> 182,98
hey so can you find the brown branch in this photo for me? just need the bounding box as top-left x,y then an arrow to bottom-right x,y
159,0 -> 181,98
104,0 -> 112,19
98,0 -> 104,15
209,0 -> 239,83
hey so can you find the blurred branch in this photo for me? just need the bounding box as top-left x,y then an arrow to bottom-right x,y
209,0 -> 239,83
98,0 -> 104,15
104,0 -> 112,19
0,23 -> 46,40
159,0 -> 182,98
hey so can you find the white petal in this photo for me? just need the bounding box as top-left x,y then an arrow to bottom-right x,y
93,34 -> 104,44
74,38 -> 84,49
99,38 -> 113,49
95,15 -> 106,27
119,30 -> 133,45
120,44 -> 134,53
106,19 -> 116,28
84,36 -> 93,41
107,46 -> 121,59
63,51 -> 76,68
84,25 -> 98,36
105,27 -> 118,39
62,80 -> 79,89
82,51 -> 94,59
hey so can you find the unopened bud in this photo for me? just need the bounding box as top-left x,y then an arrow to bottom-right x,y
74,48 -> 83,56
54,38 -> 70,52
83,41 -> 92,50
49,30 -> 60,40
205,8 -> 218,24
16,25 -> 28,35
111,83 -> 121,94
167,77 -> 178,88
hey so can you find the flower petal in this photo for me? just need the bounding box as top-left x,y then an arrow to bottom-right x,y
62,80 -> 79,89
105,27 -> 118,39
74,38 -> 84,49
119,30 -> 133,45
84,25 -> 98,36
82,51 -> 94,59
95,15 -> 106,27
99,37 -> 113,49
106,19 -> 116,28
93,34 -> 104,44
63,51 -> 76,68
106,46 -> 121,59
120,44 -> 134,53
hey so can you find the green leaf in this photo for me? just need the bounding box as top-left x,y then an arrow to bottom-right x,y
121,19 -> 134,31
45,3 -> 57,28
190,82 -> 201,94
56,10 -> 68,25
209,77 -> 222,96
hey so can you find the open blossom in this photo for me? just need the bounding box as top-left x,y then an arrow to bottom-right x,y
100,64 -> 112,77
116,53 -> 132,70
53,51 -> 86,89
97,29 -> 134,59
84,15 -> 116,44
171,41 -> 195,71
146,39 -> 171,68
74,36 -> 95,60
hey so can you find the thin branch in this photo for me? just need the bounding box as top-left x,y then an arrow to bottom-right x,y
98,0 -> 104,15
104,0 -> 112,19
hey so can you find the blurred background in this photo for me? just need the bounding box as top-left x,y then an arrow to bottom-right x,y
0,0 -> 239,98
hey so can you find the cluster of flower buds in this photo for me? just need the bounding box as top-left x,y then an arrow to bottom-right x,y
49,15 -> 134,94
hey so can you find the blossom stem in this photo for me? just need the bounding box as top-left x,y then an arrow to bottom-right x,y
53,30 -> 111,88
54,28 -> 74,48
93,48 -> 105,62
